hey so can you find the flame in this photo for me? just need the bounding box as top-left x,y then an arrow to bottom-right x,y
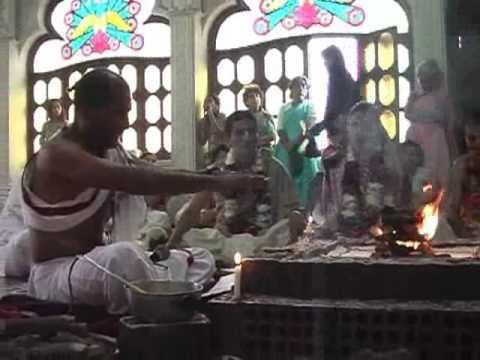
423,183 -> 433,192
370,225 -> 384,237
396,240 -> 421,250
417,189 -> 444,240
234,252 -> 242,266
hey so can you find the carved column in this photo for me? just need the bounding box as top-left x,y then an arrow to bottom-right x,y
0,0 -> 15,185
163,0 -> 204,170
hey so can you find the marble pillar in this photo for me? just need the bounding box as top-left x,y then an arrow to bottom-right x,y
165,0 -> 204,170
0,0 -> 15,186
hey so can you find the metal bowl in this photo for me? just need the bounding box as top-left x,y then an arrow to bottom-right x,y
126,280 -> 203,323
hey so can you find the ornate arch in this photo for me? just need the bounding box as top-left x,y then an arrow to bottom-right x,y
207,0 -> 414,141
26,0 -> 172,158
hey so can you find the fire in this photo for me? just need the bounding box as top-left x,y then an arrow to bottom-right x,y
396,240 -> 421,250
370,225 -> 384,237
416,189 -> 444,241
423,183 -> 433,192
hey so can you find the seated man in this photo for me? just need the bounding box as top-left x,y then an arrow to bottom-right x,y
139,145 -> 231,251
14,69 -> 264,314
445,114 -> 480,238
168,111 -> 307,264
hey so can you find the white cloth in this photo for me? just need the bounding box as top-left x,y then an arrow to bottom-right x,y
138,210 -> 172,247
0,176 -> 25,246
4,229 -> 31,278
4,145 -> 216,309
20,147 -> 144,235
183,218 -> 291,265
28,242 -> 215,314
22,186 -> 111,233
0,176 -> 31,277
108,148 -> 147,243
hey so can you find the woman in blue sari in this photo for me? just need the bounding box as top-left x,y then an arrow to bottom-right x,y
275,76 -> 321,207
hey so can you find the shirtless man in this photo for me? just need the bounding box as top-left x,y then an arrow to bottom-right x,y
20,69 -> 264,313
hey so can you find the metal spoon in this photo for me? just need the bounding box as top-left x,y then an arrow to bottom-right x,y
78,255 -> 149,295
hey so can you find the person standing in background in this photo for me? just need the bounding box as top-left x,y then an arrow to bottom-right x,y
40,99 -> 68,147
322,45 -> 359,130
243,83 -> 277,173
242,84 -> 276,149
197,95 -> 228,168
405,59 -> 457,189
274,76 -> 321,207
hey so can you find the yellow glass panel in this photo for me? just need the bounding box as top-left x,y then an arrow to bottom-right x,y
378,32 -> 395,71
364,42 -> 376,73
363,79 -> 376,103
379,75 -> 396,106
380,110 -> 397,140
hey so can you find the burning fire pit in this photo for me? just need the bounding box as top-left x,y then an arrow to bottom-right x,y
204,183 -> 480,359
372,188 -> 444,257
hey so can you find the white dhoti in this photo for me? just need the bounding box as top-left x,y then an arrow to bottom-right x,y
16,147 -> 216,313
28,242 -> 215,314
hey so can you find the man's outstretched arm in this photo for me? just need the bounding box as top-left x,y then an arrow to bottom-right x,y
39,142 -> 266,196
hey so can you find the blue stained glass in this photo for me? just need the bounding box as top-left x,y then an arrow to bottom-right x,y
254,0 -> 366,35
61,0 -> 145,59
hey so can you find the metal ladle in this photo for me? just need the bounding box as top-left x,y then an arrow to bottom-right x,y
78,255 -> 149,295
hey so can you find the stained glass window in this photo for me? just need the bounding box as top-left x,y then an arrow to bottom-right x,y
34,0 -> 169,73
28,0 -> 172,159
211,0 -> 412,142
217,0 -> 409,51
253,0 -> 365,36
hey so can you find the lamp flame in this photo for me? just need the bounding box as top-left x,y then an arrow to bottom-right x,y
234,252 -> 242,266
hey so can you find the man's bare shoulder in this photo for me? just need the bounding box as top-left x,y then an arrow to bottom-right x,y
36,137 -> 88,173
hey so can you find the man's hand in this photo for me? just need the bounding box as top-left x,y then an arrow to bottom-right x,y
217,174 -> 268,194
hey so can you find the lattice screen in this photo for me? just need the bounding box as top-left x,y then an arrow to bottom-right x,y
28,57 -> 171,159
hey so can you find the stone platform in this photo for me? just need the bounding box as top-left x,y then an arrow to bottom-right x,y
205,243 -> 480,359
241,245 -> 480,301
206,295 -> 480,360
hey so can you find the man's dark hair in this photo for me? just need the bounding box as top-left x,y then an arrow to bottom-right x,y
349,101 -> 375,117
70,68 -> 129,109
464,109 -> 480,131
45,98 -> 62,114
242,83 -> 265,104
225,110 -> 257,137
45,98 -> 67,122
